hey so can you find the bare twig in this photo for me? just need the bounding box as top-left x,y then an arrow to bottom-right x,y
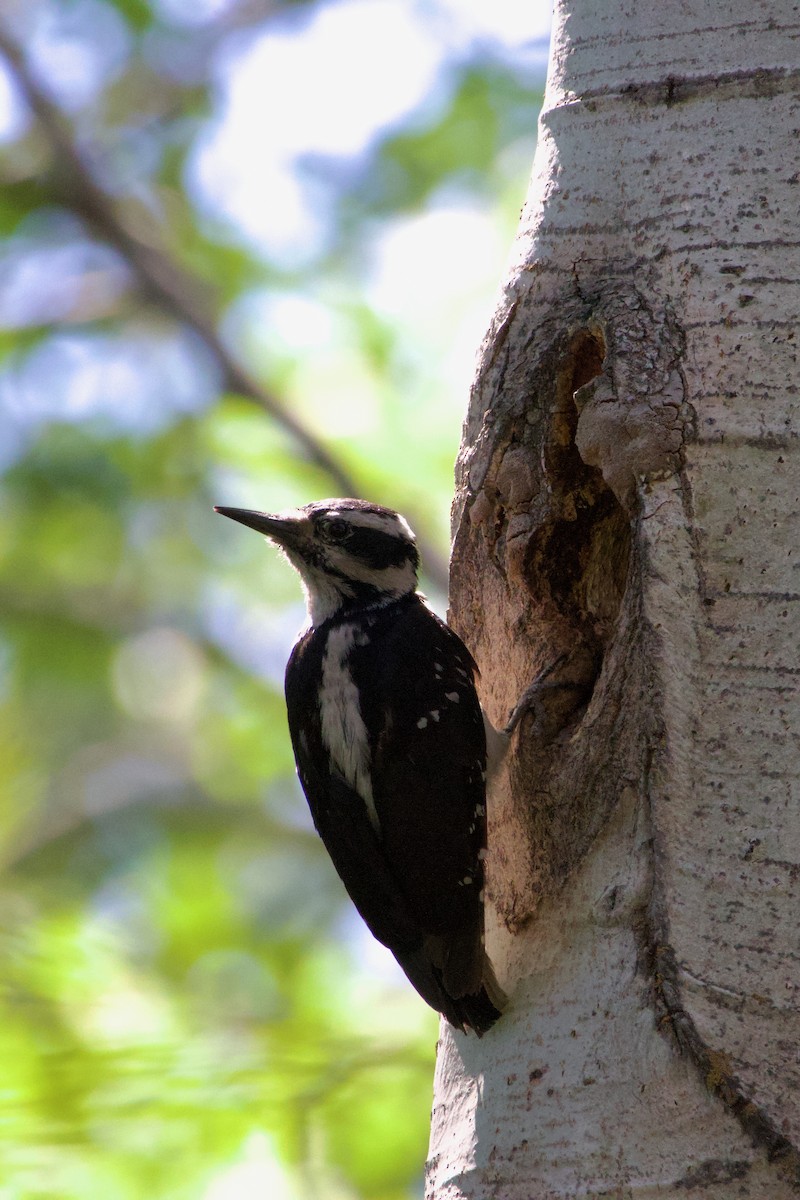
0,26 -> 451,591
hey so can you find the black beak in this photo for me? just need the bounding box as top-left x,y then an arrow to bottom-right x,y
214,506 -> 301,545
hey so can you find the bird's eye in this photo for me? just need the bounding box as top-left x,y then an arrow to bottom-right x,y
321,517 -> 349,542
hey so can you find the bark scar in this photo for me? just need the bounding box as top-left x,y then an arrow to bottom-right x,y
573,297 -> 694,513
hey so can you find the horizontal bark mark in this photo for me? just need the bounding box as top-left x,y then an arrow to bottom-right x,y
680,967 -> 800,1017
703,591 -> 800,602
563,20 -> 800,55
524,234 -> 800,258
546,64 -> 800,114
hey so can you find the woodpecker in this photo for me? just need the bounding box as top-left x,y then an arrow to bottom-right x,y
214,497 -> 505,1035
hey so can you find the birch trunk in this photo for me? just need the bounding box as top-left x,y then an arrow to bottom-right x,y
428,2 -> 800,1196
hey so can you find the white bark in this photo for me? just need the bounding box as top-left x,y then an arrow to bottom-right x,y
428,1 -> 800,1196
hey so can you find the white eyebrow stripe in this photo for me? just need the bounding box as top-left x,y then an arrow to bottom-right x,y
325,509 -> 416,540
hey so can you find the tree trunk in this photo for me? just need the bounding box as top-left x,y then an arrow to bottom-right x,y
427,1 -> 800,1196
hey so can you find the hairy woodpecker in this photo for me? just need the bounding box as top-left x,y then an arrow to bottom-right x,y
214,497 -> 505,1035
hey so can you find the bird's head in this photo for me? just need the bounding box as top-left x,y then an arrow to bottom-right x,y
215,498 -> 420,625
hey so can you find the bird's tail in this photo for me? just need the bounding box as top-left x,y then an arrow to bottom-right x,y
395,937 -> 506,1037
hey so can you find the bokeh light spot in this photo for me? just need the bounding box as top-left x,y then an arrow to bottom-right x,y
112,628 -> 207,722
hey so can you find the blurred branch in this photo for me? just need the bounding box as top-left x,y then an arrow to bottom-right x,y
0,26 -> 451,592
0,26 -> 356,487
2,787 -> 308,875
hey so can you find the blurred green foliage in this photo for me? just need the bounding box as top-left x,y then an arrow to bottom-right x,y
0,0 -> 544,1195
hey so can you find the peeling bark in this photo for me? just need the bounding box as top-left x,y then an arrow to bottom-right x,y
428,1 -> 800,1196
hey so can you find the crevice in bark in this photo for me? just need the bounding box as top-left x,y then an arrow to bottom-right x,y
500,328 -> 637,922
523,327 -> 631,695
463,319 -> 642,929
634,912 -> 800,1187
454,284 -> 690,928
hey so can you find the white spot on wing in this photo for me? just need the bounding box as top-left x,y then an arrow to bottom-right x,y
417,717 -> 428,729
445,691 -> 459,703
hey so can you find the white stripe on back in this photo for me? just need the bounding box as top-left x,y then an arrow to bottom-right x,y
318,623 -> 379,831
